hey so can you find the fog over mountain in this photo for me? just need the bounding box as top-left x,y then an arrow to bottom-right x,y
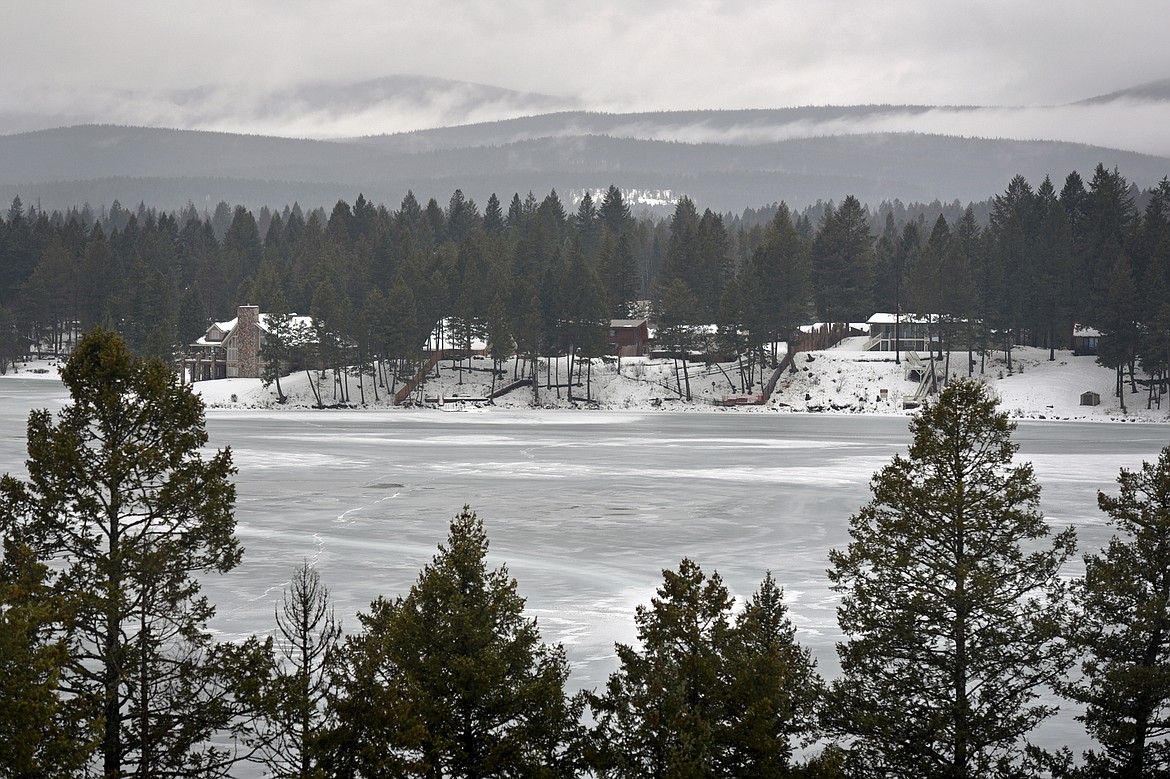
0,76 -> 579,139
2,75 -> 1169,215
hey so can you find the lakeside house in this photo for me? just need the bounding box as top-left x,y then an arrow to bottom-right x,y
608,319 -> 651,356
185,305 -> 314,382
1072,323 -> 1100,356
864,313 -> 938,353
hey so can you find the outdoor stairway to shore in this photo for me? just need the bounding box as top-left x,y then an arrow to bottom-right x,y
393,352 -> 442,405
903,351 -> 938,407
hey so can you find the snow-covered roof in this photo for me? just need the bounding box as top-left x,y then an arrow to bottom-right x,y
799,322 -> 871,333
610,319 -> 648,328
867,312 -> 936,325
258,313 -> 314,336
193,312 -> 315,347
194,317 -> 238,347
1074,323 -> 1101,338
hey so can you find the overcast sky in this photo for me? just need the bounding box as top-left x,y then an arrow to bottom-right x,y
2,0 -> 1168,137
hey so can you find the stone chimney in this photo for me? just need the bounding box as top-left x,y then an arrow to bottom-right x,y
236,305 -> 260,378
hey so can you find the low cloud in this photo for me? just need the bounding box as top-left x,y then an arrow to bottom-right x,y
589,102 -> 1170,160
4,79 -> 1169,169
0,80 -> 578,139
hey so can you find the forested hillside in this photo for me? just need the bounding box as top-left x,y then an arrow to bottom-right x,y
1,165 -> 1168,406
5,120 -> 1170,214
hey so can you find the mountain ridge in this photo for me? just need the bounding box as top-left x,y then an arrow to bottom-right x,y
3,123 -> 1168,215
4,74 -> 1170,214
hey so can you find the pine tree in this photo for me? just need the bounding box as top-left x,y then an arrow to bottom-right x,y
827,379 -> 1076,778
310,280 -> 343,406
574,191 -> 600,258
811,195 -> 873,322
446,189 -> 480,246
587,561 -> 822,778
1137,264 -> 1170,408
254,561 -> 341,779
871,212 -> 900,318
1034,182 -> 1075,359
938,234 -> 976,375
223,205 -> 263,298
483,193 -> 506,236
324,507 -> 582,778
0,537 -> 94,776
1097,252 -> 1140,411
719,572 -> 823,778
747,203 -> 811,361
486,292 -> 513,397
588,558 -> 734,778
0,302 -> 21,374
988,175 -> 1038,364
657,279 -> 702,399
662,196 -> 702,303
512,281 -> 544,397
0,327 -> 259,777
1084,165 -> 1137,320
1062,446 -> 1170,777
598,185 -> 633,238
260,287 -> 296,403
385,276 -> 422,395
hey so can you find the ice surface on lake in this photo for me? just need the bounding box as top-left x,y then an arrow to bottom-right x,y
0,377 -> 1163,755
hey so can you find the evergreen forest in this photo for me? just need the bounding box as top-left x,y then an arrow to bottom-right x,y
1,165 -> 1169,405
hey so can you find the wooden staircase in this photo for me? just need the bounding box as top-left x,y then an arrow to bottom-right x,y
393,352 -> 442,405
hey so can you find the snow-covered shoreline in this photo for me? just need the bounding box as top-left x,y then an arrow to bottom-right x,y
5,339 -> 1167,423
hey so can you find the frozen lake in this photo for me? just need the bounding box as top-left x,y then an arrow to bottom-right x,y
2,376 -> 1167,752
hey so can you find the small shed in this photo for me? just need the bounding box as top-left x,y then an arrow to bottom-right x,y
1080,390 -> 1101,407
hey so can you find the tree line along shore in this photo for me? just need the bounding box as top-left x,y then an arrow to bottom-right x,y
1,164 -> 1169,413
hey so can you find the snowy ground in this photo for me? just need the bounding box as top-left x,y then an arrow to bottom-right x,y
12,339 -> 1147,421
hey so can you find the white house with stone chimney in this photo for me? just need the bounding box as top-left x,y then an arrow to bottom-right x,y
185,305 -> 314,382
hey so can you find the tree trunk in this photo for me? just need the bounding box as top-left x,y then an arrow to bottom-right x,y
138,550 -> 152,779
104,497 -> 123,778
307,371 -> 323,409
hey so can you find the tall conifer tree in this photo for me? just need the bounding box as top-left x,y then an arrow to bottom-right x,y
324,507 -> 582,778
1063,446 -> 1170,777
827,379 -> 1075,778
0,327 -> 261,778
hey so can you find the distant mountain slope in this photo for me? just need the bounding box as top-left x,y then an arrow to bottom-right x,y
1077,77 -> 1170,104
0,125 -> 376,183
3,122 -> 1169,214
344,106 -> 951,152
